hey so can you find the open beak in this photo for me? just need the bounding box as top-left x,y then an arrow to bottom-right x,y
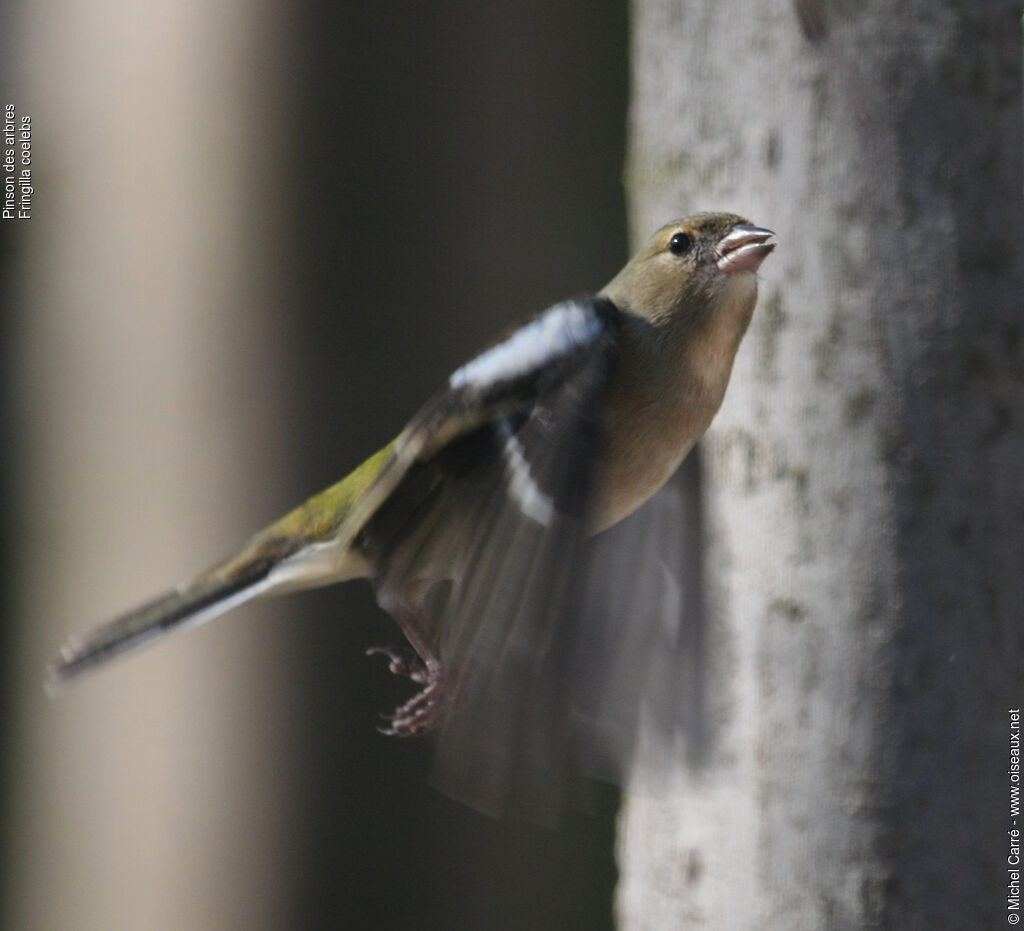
717,224 -> 776,274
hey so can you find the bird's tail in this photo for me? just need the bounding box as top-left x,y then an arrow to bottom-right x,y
46,551 -> 279,693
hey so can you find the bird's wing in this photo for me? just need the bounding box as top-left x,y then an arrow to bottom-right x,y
365,297 -> 686,819
330,299 -> 620,557
425,457 -> 702,822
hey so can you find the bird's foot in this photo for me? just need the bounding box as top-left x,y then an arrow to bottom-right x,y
368,597 -> 445,736
377,661 -> 445,737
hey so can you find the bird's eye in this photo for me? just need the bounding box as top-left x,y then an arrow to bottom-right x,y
668,232 -> 693,255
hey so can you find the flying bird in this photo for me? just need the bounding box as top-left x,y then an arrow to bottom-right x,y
48,213 -> 775,816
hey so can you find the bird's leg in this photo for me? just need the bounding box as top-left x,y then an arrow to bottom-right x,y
368,589 -> 446,736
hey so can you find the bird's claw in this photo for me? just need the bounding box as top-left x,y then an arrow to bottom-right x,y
377,679 -> 445,737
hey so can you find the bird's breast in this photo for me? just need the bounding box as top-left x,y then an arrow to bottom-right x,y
589,374 -> 719,534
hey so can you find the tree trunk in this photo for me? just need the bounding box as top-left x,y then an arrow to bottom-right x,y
618,2 -> 1024,928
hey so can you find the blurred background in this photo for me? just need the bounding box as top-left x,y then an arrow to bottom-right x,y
0,1 -> 629,928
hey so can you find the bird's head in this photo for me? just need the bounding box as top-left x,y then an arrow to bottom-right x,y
600,212 -> 775,327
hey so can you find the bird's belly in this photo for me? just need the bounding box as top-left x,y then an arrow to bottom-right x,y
589,431 -> 697,534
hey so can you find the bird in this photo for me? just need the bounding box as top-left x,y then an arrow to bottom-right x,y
48,212 -> 775,816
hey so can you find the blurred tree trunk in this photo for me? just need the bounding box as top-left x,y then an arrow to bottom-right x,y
3,2 -> 298,929
618,2 -> 1024,928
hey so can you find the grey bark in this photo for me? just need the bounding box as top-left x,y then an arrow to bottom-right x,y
618,2 -> 1024,928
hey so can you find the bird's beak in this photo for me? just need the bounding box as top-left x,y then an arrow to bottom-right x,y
717,225 -> 776,274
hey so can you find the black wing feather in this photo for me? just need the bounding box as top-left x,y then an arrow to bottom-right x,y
367,298 -> 621,817
429,339 -> 614,818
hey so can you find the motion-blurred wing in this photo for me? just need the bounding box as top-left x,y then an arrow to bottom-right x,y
572,461 -> 705,786
428,466 -> 702,821
365,295 -> 698,819
424,338 -> 615,819
352,296 -> 701,819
